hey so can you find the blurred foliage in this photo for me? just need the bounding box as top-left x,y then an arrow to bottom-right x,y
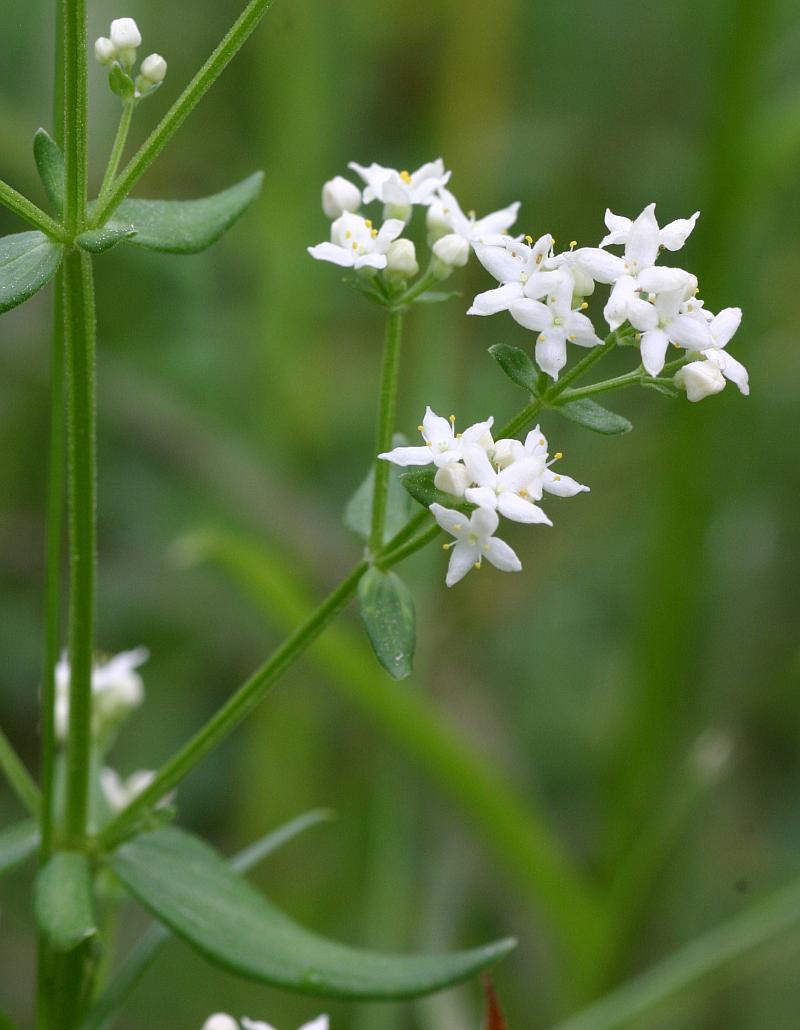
2,0 -> 800,1027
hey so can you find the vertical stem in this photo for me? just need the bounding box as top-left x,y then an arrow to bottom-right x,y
62,249 -> 97,850
61,0 -> 88,235
369,309 -> 404,552
96,101 -> 135,209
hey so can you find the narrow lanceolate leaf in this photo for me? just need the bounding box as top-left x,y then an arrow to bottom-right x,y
489,343 -> 539,394
400,468 -> 471,514
33,129 -> 65,217
358,567 -> 416,680
99,172 -> 264,254
76,225 -> 137,255
344,436 -> 411,543
0,232 -> 63,314
413,290 -> 462,305
555,398 -> 633,435
0,820 -> 39,877
35,852 -> 97,952
108,64 -> 136,99
112,827 -> 515,1000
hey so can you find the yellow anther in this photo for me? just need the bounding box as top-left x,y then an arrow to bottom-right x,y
453,523 -> 462,532
525,234 -> 534,245
554,474 -> 562,481
442,542 -> 453,550
539,438 -> 545,446
364,219 -> 373,228
468,209 -> 477,220
554,451 -> 563,460
456,432 -> 463,439
351,241 -> 359,250
635,332 -> 642,341
520,272 -> 529,284
538,333 -> 545,343
400,170 -> 412,184
345,230 -> 352,239
568,335 -> 576,342
569,240 -> 577,249
535,253 -> 543,265
371,228 -> 379,238
449,414 -> 456,423
474,561 -> 481,570
511,250 -> 518,258
518,489 -> 528,498
417,424 -> 425,433
580,302 -> 589,310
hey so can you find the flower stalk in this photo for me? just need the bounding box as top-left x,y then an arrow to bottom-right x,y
369,309 -> 404,553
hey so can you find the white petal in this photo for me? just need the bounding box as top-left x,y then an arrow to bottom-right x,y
460,417 -> 495,448
483,537 -> 523,573
467,282 -> 523,316
300,1018 -> 330,1030
659,211 -> 699,251
543,470 -> 590,497
422,407 -> 453,447
473,241 -> 528,284
565,311 -> 603,347
462,443 -> 496,486
474,201 -> 521,239
667,314 -> 712,352
471,506 -> 500,538
627,297 -> 659,332
509,298 -> 552,333
568,247 -> 626,284
675,359 -> 726,401
378,445 -> 433,467
307,242 -> 355,267
637,266 -> 694,294
600,209 -> 632,247
640,328 -> 671,376
446,540 -> 479,586
521,269 -> 570,300
464,485 -> 499,510
497,492 -> 552,524
430,503 -> 468,537
707,348 -> 749,395
354,253 -> 387,270
710,306 -> 742,349
625,203 -> 660,270
604,275 -> 637,330
375,219 -> 406,250
535,327 -> 568,380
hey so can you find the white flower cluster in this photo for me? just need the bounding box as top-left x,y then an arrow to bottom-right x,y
470,202 -> 749,396
381,408 -> 588,587
203,1015 -> 328,1030
94,18 -> 167,98
308,158 -> 520,279
55,647 -> 148,741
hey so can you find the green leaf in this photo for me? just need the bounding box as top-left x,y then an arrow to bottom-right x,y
0,232 -> 63,314
488,343 -> 538,393
76,225 -> 137,255
33,128 -> 65,217
112,827 -> 514,1000
0,819 -> 39,877
108,64 -> 135,99
100,172 -> 264,255
413,290 -> 462,305
642,380 -> 680,398
358,567 -> 416,680
35,852 -> 97,952
555,398 -> 633,435
344,437 -> 411,543
400,468 -> 471,514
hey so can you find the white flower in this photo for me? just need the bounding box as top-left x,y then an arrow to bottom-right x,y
426,187 -> 520,246
494,426 -> 591,499
203,1017 -> 239,1030
308,212 -> 404,271
94,37 -> 116,65
322,176 -> 362,219
510,271 -> 604,380
379,407 -> 494,469
433,462 -> 472,498
139,53 -> 167,84
430,504 -> 522,587
627,285 -> 712,376
462,444 -> 552,525
55,647 -> 148,741
385,238 -> 419,280
100,768 -> 156,813
468,234 -> 565,317
349,159 -> 451,220
432,233 -> 470,270
600,206 -> 700,251
240,1018 -> 329,1030
109,17 -> 142,50
674,359 -> 726,401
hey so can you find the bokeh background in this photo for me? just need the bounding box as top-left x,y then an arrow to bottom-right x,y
1,0 -> 800,1027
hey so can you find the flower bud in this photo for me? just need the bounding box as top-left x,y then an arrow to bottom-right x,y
433,233 -> 470,269
139,53 -> 167,84
434,463 -> 472,499
94,37 -> 116,65
110,17 -> 142,49
385,239 -> 419,281
322,176 -> 362,219
383,201 -> 412,223
674,359 -> 725,402
492,438 -> 520,469
426,199 -> 452,242
202,1016 -> 239,1030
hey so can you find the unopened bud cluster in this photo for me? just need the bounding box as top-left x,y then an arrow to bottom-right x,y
95,17 -> 167,100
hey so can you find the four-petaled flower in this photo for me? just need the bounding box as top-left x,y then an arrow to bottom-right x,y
462,444 -> 553,525
468,234 -> 565,317
599,206 -> 700,251
349,159 -> 451,220
675,306 -> 748,400
308,212 -> 405,271
427,187 -> 520,247
627,284 -> 711,376
430,504 -> 522,587
379,407 -> 494,469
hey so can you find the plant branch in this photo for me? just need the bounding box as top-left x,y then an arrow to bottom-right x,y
0,180 -> 68,241
369,309 -> 404,552
61,0 -> 89,235
0,724 -> 41,817
90,0 -> 277,228
96,101 -> 134,211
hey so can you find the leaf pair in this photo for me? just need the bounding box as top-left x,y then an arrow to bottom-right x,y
489,343 -> 634,435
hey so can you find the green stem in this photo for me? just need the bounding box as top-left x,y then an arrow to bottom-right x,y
90,0 -> 277,228
395,265 -> 441,307
62,250 -> 97,850
61,0 -> 88,236
0,724 -> 41,816
95,334 -> 621,852
96,563 -> 368,850
0,180 -> 68,240
96,102 -> 134,211
369,309 -> 404,552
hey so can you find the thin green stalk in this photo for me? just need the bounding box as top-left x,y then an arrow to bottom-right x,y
96,563 -> 368,850
62,250 -> 97,849
0,724 -> 41,817
0,179 -> 68,240
551,875 -> 800,1030
61,0 -> 88,236
95,102 -> 134,211
395,265 -> 441,307
40,273 -> 66,861
90,0 -> 277,228
369,309 -> 404,552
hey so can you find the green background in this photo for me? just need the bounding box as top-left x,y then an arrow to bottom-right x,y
1,0 -> 799,1026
